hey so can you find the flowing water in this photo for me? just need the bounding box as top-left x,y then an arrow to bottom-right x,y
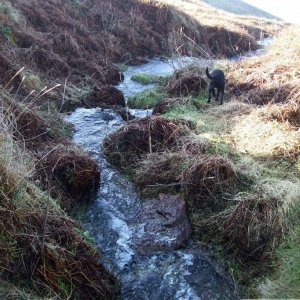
65,52 -> 278,298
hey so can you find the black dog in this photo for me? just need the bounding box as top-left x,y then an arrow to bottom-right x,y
205,67 -> 225,105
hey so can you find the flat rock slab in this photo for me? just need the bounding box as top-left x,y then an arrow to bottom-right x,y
134,194 -> 191,254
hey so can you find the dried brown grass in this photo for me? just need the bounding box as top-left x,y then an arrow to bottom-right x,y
0,95 -> 114,299
0,0 -> 284,94
103,116 -> 187,168
232,109 -> 300,158
166,75 -> 207,97
36,145 -> 100,209
181,155 -> 237,211
227,26 -> 300,109
197,190 -> 285,261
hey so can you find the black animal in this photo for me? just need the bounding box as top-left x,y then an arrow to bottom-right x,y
205,67 -> 225,105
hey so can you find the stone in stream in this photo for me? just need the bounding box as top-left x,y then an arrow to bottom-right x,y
135,194 -> 191,254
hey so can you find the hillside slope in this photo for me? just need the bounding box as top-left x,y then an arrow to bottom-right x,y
203,0 -> 281,20
1,0 -> 283,88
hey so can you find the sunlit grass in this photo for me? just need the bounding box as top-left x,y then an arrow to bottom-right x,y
127,87 -> 167,109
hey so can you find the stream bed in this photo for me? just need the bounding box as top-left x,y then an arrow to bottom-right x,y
65,57 -> 247,299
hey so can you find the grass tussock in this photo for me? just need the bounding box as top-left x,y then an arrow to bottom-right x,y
134,152 -> 186,196
198,190 -> 285,260
164,63 -> 207,95
132,135 -> 208,197
103,115 -> 187,169
36,144 -> 100,209
127,88 -> 167,109
166,74 -> 207,97
181,155 -> 237,211
131,73 -> 163,85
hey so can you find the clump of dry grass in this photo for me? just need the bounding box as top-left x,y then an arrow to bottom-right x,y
103,116 -> 187,169
213,191 -> 284,260
132,135 -> 208,196
258,101 -> 300,128
0,86 -> 115,298
165,72 -> 207,97
232,108 -> 300,158
134,152 -> 186,196
181,155 -> 237,211
36,144 -> 100,209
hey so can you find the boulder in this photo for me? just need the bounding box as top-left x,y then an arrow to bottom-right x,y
135,194 -> 191,254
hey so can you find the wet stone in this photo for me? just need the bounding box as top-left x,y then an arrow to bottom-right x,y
135,194 -> 191,254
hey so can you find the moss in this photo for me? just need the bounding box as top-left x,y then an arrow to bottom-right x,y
127,88 -> 167,109
131,73 -> 162,85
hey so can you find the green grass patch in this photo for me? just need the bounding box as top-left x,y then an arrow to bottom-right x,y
131,73 -> 164,85
127,88 -> 167,109
258,204 -> 300,298
164,101 -> 200,123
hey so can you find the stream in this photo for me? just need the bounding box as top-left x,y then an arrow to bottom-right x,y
65,42 -> 272,298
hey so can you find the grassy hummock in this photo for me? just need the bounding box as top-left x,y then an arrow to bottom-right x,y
131,73 -> 164,85
127,88 -> 167,109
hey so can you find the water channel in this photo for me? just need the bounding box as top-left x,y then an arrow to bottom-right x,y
65,41 -> 271,299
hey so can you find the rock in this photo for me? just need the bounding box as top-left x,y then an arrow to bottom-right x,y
84,85 -> 125,108
135,194 -> 191,254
